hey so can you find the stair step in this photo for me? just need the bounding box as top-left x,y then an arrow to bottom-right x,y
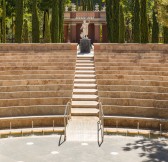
75,70 -> 95,74
76,63 -> 94,67
72,101 -> 98,108
72,94 -> 98,101
77,56 -> 94,59
74,79 -> 96,83
71,108 -> 99,116
77,60 -> 94,63
74,84 -> 97,89
76,67 -> 95,70
75,75 -> 96,79
73,89 -> 98,94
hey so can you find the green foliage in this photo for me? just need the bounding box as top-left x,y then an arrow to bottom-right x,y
119,3 -> 125,43
111,0 -> 120,43
152,10 -> 159,43
15,0 -> 23,43
32,0 -> 40,43
163,27 -> 168,43
157,0 -> 168,27
106,0 -> 112,42
51,0 -> 59,43
22,19 -> 29,43
140,0 -> 149,43
59,0 -> 66,42
44,13 -> 51,43
2,0 -> 6,43
133,0 -> 140,43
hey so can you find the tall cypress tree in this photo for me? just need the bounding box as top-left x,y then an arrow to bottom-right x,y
44,13 -> 51,43
112,0 -> 120,43
32,0 -> 40,43
59,0 -> 65,42
76,0 -> 78,11
2,0 -> 6,43
99,0 -> 102,11
152,10 -> 159,43
106,0 -> 113,42
119,3 -> 125,43
22,19 -> 29,43
163,27 -> 168,43
51,0 -> 59,43
15,0 -> 23,43
140,0 -> 148,43
133,0 -> 140,43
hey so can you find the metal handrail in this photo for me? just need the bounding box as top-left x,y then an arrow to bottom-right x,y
98,101 -> 104,141
64,101 -> 72,140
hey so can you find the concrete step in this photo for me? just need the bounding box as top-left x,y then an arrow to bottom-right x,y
72,101 -> 98,108
0,74 -> 74,80
74,84 -> 97,89
75,74 -> 96,79
77,56 -> 94,59
98,91 -> 168,100
74,79 -> 96,84
0,91 -> 72,99
103,115 -> 168,131
76,60 -> 94,63
97,85 -> 168,93
99,98 -> 168,108
76,63 -> 94,67
0,115 -> 65,129
75,70 -> 95,74
0,70 -> 75,75
0,84 -> 74,92
102,105 -> 168,118
72,94 -> 98,101
76,67 -> 95,70
73,89 -> 98,94
0,79 -> 74,86
96,74 -> 168,81
0,105 -> 66,117
71,108 -> 99,116
97,79 -> 168,87
0,97 -> 70,107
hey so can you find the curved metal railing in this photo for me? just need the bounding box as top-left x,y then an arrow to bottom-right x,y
64,101 -> 72,140
98,101 -> 104,142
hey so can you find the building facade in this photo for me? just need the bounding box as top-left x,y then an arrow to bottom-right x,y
64,11 -> 108,44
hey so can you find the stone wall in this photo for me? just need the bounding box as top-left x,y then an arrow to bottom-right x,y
0,43 -> 77,52
94,43 -> 168,53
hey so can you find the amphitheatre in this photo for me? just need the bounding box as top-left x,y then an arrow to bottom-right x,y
0,1 -> 168,162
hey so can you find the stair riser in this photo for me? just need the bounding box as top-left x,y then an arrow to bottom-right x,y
72,113 -> 98,116
72,98 -> 98,101
73,91 -> 97,95
104,118 -> 168,131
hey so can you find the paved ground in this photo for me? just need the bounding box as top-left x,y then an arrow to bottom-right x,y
0,135 -> 167,162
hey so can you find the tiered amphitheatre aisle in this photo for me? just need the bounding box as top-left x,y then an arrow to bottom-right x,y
72,54 -> 99,116
67,51 -> 99,142
0,44 -> 77,135
94,44 -> 168,133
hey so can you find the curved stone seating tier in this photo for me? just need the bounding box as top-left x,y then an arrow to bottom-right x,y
96,70 -> 168,76
94,43 -> 168,131
0,84 -> 73,92
0,91 -> 72,99
0,74 -> 74,80
98,85 -> 168,93
0,70 -> 75,75
0,43 -> 77,132
102,105 -> 168,118
0,105 -> 67,117
0,116 -> 65,129
0,66 -> 75,71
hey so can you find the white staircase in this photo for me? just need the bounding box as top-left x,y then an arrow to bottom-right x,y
72,55 -> 99,116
